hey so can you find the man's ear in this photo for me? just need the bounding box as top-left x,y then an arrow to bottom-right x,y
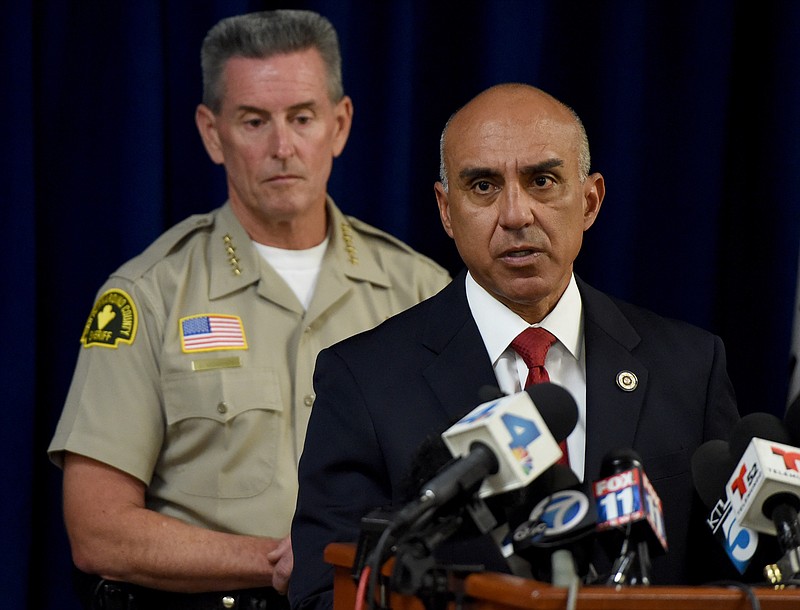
331,95 -> 353,158
582,172 -> 605,231
195,104 -> 224,165
434,182 -> 454,239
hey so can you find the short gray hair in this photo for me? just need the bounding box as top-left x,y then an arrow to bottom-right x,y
200,10 -> 344,113
438,100 -> 592,192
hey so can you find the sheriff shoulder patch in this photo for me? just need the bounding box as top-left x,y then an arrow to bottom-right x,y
81,289 -> 138,348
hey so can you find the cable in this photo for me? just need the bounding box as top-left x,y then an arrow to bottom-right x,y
566,576 -> 579,610
551,549 -> 579,610
365,522 -> 397,610
355,565 -> 371,610
704,580 -> 761,610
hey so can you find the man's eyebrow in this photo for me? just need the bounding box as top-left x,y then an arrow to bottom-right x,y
235,100 -> 317,115
458,167 -> 503,183
520,158 -> 565,176
457,158 -> 566,184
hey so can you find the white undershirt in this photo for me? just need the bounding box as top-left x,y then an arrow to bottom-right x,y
465,272 -> 588,481
254,237 -> 329,310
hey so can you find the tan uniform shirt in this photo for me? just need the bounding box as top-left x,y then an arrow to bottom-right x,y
48,200 -> 450,537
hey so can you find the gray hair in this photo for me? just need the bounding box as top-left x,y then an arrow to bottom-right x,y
200,10 -> 344,113
438,100 -> 592,192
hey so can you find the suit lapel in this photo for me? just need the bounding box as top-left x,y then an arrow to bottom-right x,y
415,273 -> 649,479
421,271 -> 498,423
578,278 -> 649,481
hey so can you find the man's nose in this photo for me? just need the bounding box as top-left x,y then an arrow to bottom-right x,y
497,183 -> 534,229
270,122 -> 295,159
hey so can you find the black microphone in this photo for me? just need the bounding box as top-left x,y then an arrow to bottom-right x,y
478,384 -> 505,402
440,384 -> 576,502
393,384 -> 579,536
691,438 -> 760,575
592,449 -> 667,586
723,412 -> 800,584
356,383 -> 580,591
474,383 -> 578,444
692,439 -> 736,510
391,441 -> 499,533
480,383 -> 581,575
523,382 -> 579,444
510,464 -> 598,583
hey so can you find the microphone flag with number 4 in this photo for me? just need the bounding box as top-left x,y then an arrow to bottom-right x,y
442,390 -> 563,498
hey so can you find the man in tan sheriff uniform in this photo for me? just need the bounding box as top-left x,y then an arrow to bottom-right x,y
48,10 -> 449,610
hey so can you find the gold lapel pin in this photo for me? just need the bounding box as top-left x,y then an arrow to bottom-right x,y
616,370 -> 638,392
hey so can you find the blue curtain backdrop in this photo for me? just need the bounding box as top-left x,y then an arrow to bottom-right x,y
5,0 -> 800,608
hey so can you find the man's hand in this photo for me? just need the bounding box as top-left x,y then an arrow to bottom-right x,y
267,535 -> 293,594
62,452 -> 282,592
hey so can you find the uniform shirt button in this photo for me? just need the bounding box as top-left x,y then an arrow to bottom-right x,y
222,596 -> 235,608
304,394 -> 315,407
217,402 -> 229,414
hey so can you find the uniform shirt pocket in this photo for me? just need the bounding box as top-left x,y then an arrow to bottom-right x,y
161,367 -> 283,498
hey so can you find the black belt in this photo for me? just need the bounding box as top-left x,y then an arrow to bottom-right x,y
74,569 -> 289,610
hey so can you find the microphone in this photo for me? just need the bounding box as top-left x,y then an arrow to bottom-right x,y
722,412 -> 800,583
523,382 -> 579,445
392,383 -> 577,534
441,384 -> 575,500
691,438 -> 759,574
473,383 -> 578,445
390,441 -> 499,532
592,449 -> 667,586
510,464 -> 598,583
357,383 -> 579,596
692,439 -> 737,510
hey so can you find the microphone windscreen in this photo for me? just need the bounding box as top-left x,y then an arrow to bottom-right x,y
525,382 -> 578,442
503,464 -> 579,529
690,439 -> 735,509
729,412 -> 791,460
599,447 -> 642,478
478,385 -> 505,402
401,434 -> 455,500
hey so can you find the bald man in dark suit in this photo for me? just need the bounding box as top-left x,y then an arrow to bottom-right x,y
290,84 -> 740,610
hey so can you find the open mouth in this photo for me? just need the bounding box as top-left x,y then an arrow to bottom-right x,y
506,249 -> 537,258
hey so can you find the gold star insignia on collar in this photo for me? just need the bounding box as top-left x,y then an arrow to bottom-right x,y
340,222 -> 359,265
223,234 -> 242,276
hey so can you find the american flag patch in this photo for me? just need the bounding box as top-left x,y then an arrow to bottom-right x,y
180,314 -> 247,353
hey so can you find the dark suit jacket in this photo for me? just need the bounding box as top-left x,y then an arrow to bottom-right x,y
289,271 -> 740,610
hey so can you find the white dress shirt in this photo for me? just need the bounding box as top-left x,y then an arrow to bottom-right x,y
465,272 -> 588,481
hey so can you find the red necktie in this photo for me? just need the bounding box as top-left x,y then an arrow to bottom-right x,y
511,327 -> 569,466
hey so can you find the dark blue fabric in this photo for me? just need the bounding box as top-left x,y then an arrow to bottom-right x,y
7,1 -> 800,608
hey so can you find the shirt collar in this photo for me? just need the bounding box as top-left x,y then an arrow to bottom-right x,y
466,272 -> 583,365
209,198 -> 393,300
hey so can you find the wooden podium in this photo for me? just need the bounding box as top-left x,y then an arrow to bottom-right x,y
325,542 -> 800,610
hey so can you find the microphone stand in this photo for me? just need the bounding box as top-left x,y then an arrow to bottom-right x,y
764,547 -> 800,586
763,501 -> 800,585
606,527 -> 652,587
391,512 -> 482,610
